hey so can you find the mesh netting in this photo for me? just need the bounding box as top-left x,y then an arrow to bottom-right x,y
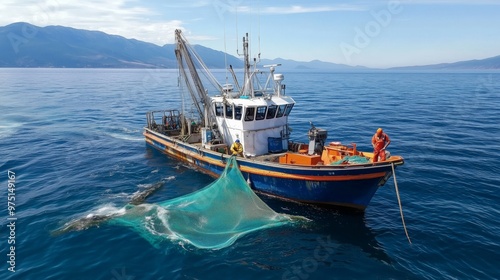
109,156 -> 299,249
330,155 -> 370,165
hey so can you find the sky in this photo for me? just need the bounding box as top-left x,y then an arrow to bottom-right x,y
1,0 -> 499,68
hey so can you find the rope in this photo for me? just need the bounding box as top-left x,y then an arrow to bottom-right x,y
392,162 -> 412,244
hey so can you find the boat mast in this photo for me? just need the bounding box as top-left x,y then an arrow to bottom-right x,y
175,30 -> 207,122
174,29 -> 224,142
242,33 -> 253,97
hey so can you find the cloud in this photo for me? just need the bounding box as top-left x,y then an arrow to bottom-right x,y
400,0 -> 500,4
238,4 -> 367,15
0,0 -> 184,45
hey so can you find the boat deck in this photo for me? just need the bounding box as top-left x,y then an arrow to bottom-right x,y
145,123 -> 403,168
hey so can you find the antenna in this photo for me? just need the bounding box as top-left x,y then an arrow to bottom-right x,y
223,18 -> 228,85
235,4 -> 240,56
257,1 -> 261,62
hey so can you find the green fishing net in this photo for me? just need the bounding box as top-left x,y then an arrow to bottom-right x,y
110,156 -> 298,249
330,155 -> 370,165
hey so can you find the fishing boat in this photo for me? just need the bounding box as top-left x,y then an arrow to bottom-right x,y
143,30 -> 404,210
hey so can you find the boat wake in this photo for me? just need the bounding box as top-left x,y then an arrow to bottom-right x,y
54,158 -> 304,249
0,121 -> 23,139
107,132 -> 143,142
105,126 -> 143,141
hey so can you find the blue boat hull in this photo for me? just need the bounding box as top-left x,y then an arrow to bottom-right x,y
144,129 -> 400,210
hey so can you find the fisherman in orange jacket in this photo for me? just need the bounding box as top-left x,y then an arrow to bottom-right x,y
372,128 -> 391,162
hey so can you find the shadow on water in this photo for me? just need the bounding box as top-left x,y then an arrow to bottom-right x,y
260,195 -> 393,264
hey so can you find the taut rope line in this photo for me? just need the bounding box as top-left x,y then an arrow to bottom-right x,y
392,162 -> 412,244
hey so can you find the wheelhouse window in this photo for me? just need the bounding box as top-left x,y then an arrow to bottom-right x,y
284,104 -> 294,116
225,104 -> 233,119
244,107 -> 255,121
266,105 -> 278,119
255,106 -> 267,120
235,106 -> 242,120
276,105 -> 286,118
215,103 -> 223,117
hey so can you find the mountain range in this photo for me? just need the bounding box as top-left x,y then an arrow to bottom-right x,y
1,22 -> 499,70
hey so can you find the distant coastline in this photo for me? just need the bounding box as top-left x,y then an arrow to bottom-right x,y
1,22 -> 499,70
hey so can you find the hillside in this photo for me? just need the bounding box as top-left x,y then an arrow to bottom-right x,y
389,55 -> 500,70
0,22 -> 242,68
1,22 -> 499,70
259,58 -> 369,71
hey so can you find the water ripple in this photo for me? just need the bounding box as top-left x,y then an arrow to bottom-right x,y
1,69 -> 499,279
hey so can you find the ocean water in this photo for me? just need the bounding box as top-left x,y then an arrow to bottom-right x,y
1,68 -> 499,279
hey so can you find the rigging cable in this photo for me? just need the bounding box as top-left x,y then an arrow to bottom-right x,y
179,32 -> 222,91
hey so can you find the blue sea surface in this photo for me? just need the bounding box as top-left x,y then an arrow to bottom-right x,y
1,68 -> 499,279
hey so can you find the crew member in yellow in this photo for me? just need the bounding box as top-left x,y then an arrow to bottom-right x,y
230,139 -> 244,157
